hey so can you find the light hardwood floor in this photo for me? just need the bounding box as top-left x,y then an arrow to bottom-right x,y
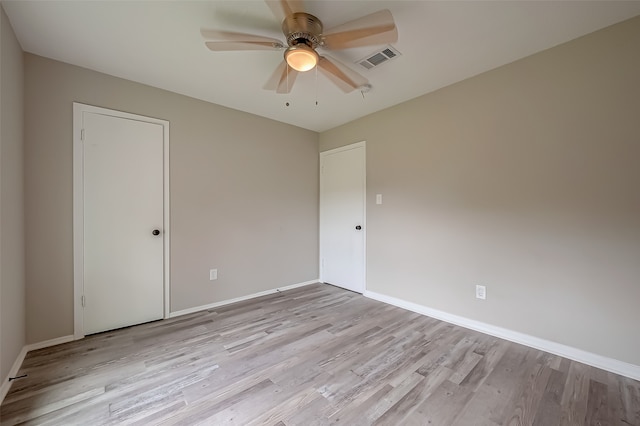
1,283 -> 639,425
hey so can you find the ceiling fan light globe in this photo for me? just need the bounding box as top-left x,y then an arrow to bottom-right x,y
285,45 -> 318,72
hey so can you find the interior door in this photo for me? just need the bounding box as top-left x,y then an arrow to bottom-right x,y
82,111 -> 164,334
320,142 -> 366,293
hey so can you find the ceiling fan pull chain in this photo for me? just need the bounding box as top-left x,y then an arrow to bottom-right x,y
315,66 -> 319,106
285,65 -> 290,107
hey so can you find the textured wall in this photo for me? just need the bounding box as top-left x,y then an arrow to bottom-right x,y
24,54 -> 319,343
1,6 -> 26,383
320,16 -> 640,366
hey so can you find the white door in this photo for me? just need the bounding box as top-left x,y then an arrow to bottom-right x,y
320,142 -> 366,293
81,111 -> 165,334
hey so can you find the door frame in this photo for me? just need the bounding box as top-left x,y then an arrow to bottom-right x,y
72,103 -> 170,339
319,141 -> 366,292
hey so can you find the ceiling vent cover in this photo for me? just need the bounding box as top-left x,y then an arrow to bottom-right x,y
357,45 -> 401,70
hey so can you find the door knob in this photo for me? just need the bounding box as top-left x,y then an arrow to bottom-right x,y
355,225 -> 362,230
152,229 -> 161,236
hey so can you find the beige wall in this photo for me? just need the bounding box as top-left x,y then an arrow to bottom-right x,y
320,16 -> 640,366
24,54 -> 319,343
1,6 -> 26,382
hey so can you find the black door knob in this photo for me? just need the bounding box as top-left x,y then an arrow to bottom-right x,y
355,225 -> 362,230
152,229 -> 161,236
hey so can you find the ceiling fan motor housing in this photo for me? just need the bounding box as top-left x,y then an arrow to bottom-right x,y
283,12 -> 323,48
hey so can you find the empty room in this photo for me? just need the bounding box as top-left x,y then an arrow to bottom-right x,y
1,1 -> 639,424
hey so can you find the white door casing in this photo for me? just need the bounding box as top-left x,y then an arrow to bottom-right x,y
320,142 -> 366,293
73,103 -> 170,337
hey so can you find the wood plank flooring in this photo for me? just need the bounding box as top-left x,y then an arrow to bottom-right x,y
2,283 -> 639,425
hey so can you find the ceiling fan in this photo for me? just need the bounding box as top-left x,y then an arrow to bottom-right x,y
201,0 -> 398,94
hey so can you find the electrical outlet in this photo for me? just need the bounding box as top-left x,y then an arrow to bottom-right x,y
476,285 -> 486,300
209,269 -> 218,280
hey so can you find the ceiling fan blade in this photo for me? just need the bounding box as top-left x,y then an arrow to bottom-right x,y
202,30 -> 284,52
201,30 -> 284,51
264,60 -> 299,94
317,55 -> 368,93
204,41 -> 283,51
322,9 -> 398,50
265,0 -> 306,23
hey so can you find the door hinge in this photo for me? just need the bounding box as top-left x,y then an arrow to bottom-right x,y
81,128 -> 85,141
81,295 -> 86,307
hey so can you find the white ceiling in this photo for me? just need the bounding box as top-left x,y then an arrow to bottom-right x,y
4,1 -> 640,132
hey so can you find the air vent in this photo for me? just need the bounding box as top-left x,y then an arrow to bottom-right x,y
356,45 -> 401,70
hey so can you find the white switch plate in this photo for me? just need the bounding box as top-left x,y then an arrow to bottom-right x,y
476,285 -> 486,300
376,194 -> 383,205
210,269 -> 218,280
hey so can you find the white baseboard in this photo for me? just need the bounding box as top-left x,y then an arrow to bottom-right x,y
364,290 -> 640,381
25,335 -> 75,352
0,347 -> 28,404
0,334 -> 75,404
169,279 -> 319,318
